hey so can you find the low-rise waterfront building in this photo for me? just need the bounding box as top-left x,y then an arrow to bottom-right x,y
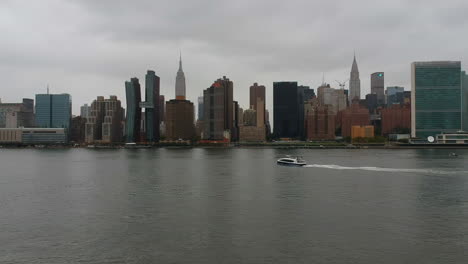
0,128 -> 67,144
435,132 -> 468,144
351,125 -> 374,138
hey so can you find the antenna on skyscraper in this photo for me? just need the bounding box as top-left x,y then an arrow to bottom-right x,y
47,84 -> 50,94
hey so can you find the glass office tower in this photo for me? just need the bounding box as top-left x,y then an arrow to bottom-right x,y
35,94 -> 72,129
462,71 -> 468,132
145,70 -> 160,142
273,82 -> 300,139
125,78 -> 142,142
411,61 -> 461,139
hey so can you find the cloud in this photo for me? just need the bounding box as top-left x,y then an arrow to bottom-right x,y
1,0 -> 468,116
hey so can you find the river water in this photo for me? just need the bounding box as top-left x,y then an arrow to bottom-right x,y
1,148 -> 468,263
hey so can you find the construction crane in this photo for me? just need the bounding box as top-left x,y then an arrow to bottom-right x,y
335,79 -> 349,90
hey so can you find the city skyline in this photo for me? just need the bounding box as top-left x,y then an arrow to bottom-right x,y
3,0 -> 468,115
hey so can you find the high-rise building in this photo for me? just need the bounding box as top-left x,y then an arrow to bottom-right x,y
35,94 -> 71,129
238,107 -> 244,127
70,116 -> 86,143
371,72 -> 385,105
124,70 -> 161,143
349,54 -> 361,103
125,78 -> 142,143
403,91 -> 411,105
85,96 -> 124,143
386,86 -> 405,106
232,101 -> 240,141
145,70 -> 160,142
273,82 -> 301,139
165,99 -> 195,140
265,109 -> 271,136
243,109 -> 257,126
304,101 -> 336,140
0,98 -> 34,128
365,94 -> 378,114
303,87 -> 316,101
462,71 -> 468,131
239,97 -> 266,142
197,96 -> 204,121
317,84 -> 347,113
337,103 -> 370,138
159,95 -> 165,124
250,82 -> 266,125
411,61 -> 462,139
381,104 -> 411,135
80,104 -> 91,119
175,54 -> 186,100
202,76 -> 234,141
249,83 -> 266,110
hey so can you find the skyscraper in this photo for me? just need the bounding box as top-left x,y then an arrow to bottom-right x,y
317,83 -> 347,113
80,104 -> 91,119
0,98 -> 34,128
303,87 -> 316,101
249,83 -> 265,111
411,61 -> 462,139
202,76 -> 234,141
273,82 -> 300,138
165,99 -> 195,140
145,70 -> 160,142
175,54 -> 186,100
349,54 -> 361,103
305,103 -> 336,140
35,94 -> 71,129
371,72 -> 385,105
197,96 -> 204,121
159,95 -> 165,124
249,82 -> 266,125
386,86 -> 405,106
85,96 -> 124,143
125,78 -> 142,143
239,98 -> 266,142
463,71 -> 468,131
381,104 -> 411,135
337,103 -> 370,138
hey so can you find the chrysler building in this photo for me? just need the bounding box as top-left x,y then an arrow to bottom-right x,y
349,53 -> 361,103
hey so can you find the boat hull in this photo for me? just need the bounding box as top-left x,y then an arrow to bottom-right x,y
276,161 -> 306,167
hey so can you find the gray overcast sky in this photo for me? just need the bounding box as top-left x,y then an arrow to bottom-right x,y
2,0 -> 468,115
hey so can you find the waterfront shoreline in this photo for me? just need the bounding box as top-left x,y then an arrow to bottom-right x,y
2,143 -> 468,150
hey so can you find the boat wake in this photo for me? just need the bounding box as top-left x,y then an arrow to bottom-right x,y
303,164 -> 467,175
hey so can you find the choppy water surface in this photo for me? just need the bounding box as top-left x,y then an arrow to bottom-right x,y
1,148 -> 468,263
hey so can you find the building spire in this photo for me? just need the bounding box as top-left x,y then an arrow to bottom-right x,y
175,51 -> 186,100
179,50 -> 182,71
349,51 -> 361,103
351,51 -> 359,73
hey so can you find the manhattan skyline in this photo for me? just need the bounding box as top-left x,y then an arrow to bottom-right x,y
2,0 -> 468,115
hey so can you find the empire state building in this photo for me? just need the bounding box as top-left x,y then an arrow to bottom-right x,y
175,54 -> 186,100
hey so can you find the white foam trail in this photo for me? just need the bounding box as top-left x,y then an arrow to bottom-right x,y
304,164 -> 467,175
